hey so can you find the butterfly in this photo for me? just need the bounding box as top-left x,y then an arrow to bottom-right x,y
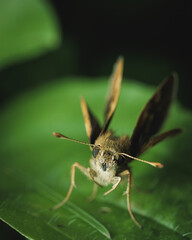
52,57 -> 182,228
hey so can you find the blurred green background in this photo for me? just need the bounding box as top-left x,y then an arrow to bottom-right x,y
0,0 -> 191,110
0,0 -> 191,239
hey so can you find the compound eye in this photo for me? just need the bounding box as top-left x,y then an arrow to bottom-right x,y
102,162 -> 107,171
92,148 -> 100,158
117,155 -> 124,164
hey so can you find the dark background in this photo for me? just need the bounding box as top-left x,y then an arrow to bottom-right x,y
0,0 -> 191,239
0,0 -> 192,110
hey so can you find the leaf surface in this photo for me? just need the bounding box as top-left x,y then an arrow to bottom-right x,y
0,79 -> 191,239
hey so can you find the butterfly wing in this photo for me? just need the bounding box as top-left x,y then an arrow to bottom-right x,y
129,73 -> 181,156
80,97 -> 101,145
101,56 -> 124,134
138,128 -> 182,155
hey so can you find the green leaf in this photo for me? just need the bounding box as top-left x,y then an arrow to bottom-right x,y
0,0 -> 61,69
0,78 -> 191,239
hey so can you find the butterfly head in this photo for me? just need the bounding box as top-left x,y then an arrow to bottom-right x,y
89,146 -> 124,186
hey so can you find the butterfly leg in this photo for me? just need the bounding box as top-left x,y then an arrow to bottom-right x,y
88,183 -> 98,202
52,162 -> 89,210
103,176 -> 121,196
120,169 -> 142,228
122,169 -> 150,194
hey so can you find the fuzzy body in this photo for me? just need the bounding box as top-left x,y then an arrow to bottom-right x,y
89,131 -> 131,186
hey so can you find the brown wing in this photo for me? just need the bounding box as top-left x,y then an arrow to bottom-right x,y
80,97 -> 101,145
101,56 -> 124,134
129,73 -> 180,156
138,128 -> 182,155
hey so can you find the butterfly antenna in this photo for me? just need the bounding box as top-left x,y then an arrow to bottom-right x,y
53,132 -> 96,147
120,152 -> 163,168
